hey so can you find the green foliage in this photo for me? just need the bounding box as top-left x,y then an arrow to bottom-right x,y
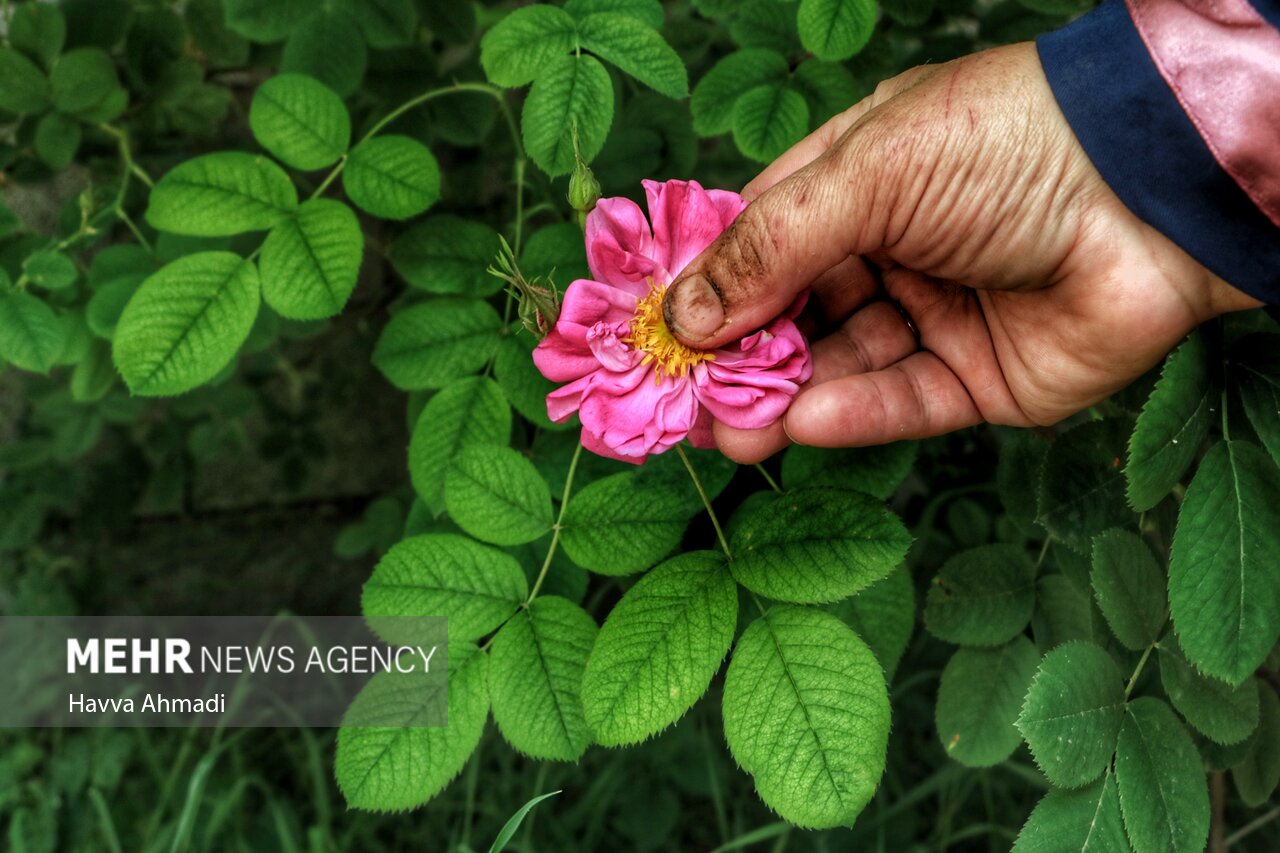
363,534 -> 528,643
1089,529 -> 1165,651
1014,773 -> 1131,853
935,637 -> 1039,768
146,152 -> 298,236
1169,439 -> 1280,684
343,136 -> 441,221
444,446 -> 554,546
409,377 -> 512,514
371,298 -> 503,390
1114,698 -> 1209,853
560,471 -> 691,575
722,606 -> 890,829
729,487 -> 911,604
1017,642 -> 1125,788
924,544 -> 1035,646
6,1 -> 1280,849
335,644 -> 488,812
112,252 -> 260,396
249,74 -> 351,171
797,0 -> 878,61
582,551 -> 737,745
489,596 -> 598,760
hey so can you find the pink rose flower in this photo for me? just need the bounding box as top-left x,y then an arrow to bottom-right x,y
532,180 -> 813,464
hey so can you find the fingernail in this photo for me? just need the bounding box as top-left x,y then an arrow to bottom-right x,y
664,275 -> 724,341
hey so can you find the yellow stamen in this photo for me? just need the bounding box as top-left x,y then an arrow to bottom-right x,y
625,280 -> 714,382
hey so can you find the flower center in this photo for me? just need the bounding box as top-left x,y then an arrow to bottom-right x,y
626,280 -> 714,380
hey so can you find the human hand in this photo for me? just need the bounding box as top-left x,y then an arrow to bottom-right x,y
661,42 -> 1263,464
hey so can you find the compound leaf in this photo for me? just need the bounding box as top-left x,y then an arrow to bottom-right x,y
577,12 -> 687,98
561,471 -> 690,575
343,135 -> 441,221
1114,697 -> 1209,853
923,544 -> 1036,646
1090,529 -> 1166,651
1012,773 -> 1131,853
371,297 -> 502,390
146,152 -> 297,236
480,5 -> 578,88
444,446 -> 554,546
249,73 -> 351,170
936,637 -> 1039,768
409,376 -> 512,514
521,54 -> 613,177
259,199 -> 363,320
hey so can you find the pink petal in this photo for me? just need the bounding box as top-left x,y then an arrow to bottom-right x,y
643,179 -> 748,280
587,320 -> 641,372
695,315 -> 812,429
585,197 -> 659,296
533,279 -> 638,383
578,365 -> 699,460
687,406 -> 716,449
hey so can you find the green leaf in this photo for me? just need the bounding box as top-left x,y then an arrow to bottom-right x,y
489,596 -> 597,761
371,297 -> 502,390
998,430 -> 1049,531
560,471 -> 691,575
730,0 -> 800,52
577,13 -> 688,98
1013,773 -> 1132,853
0,290 -> 65,374
732,83 -> 809,163
789,59 -> 859,128
479,5 -> 578,88
723,606 -> 890,829
1233,684 -> 1280,806
1037,418 -> 1131,552
828,564 -> 915,679
49,47 -> 118,115
781,442 -> 916,501
582,551 -> 738,746
23,251 -> 78,291
1032,574 -> 1097,649
11,3 -> 65,69
86,278 -> 144,340
881,0 -> 936,27
362,534 -> 527,643
797,0 -> 877,61
494,328 -> 567,431
1169,439 -> 1280,684
71,340 -> 116,402
1125,332 -> 1213,510
1114,698 -> 1209,853
112,252 -> 261,396
1017,642 -> 1125,788
565,0 -> 664,28
923,544 -> 1036,646
444,446 -> 554,546
259,199 -> 363,320
187,0 -> 251,68
223,0 -> 315,43
348,0 -> 418,49
522,54 -> 614,177
33,113 -> 81,171
280,8 -> 367,98
336,644 -> 488,812
1159,636 -> 1259,746
389,216 -> 503,296
343,135 -> 441,221
488,791 -> 562,853
146,152 -> 297,237
249,73 -> 351,171
1234,333 -> 1280,468
936,637 -> 1040,768
409,377 -> 512,514
730,487 -> 910,604
0,48 -> 50,114
1090,529 -> 1166,651
690,49 -> 789,137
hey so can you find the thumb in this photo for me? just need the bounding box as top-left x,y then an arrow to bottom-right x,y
661,124 -> 891,350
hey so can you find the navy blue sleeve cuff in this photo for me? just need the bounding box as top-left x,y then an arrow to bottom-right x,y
1036,0 -> 1280,305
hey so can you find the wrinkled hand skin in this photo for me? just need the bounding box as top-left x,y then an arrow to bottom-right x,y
662,42 -> 1263,464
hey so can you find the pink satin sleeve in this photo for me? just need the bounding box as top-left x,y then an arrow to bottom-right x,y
1126,0 -> 1280,227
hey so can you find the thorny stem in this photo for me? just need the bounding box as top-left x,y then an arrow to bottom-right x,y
676,444 -> 731,559
1124,641 -> 1156,699
525,441 -> 584,605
